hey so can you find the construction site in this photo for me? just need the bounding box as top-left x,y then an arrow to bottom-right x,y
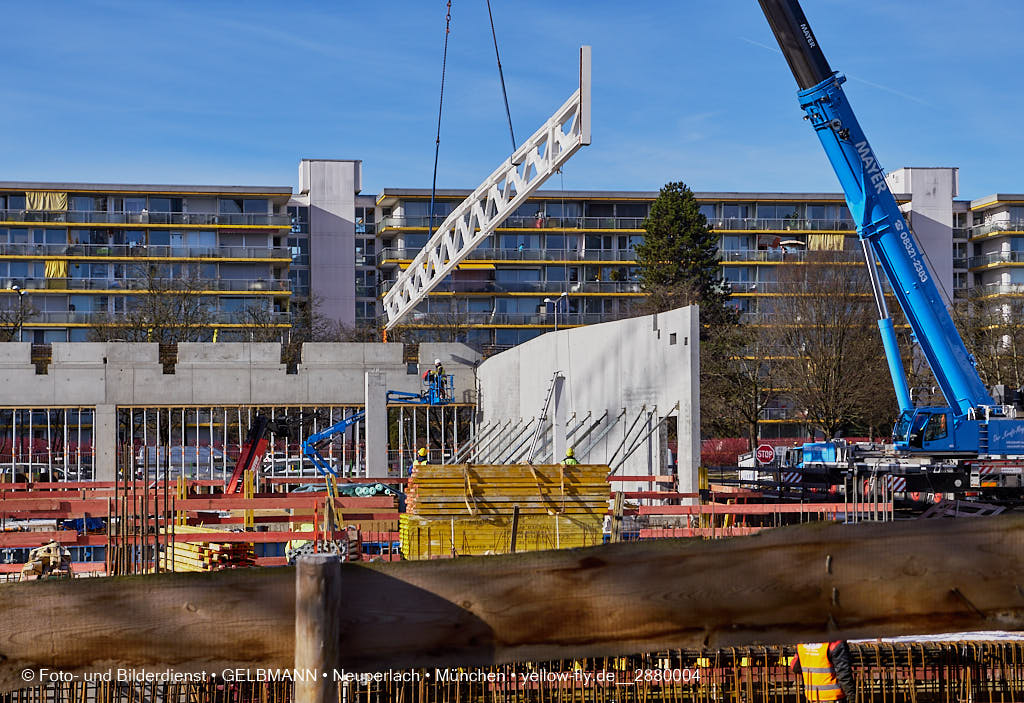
4,1 -> 1024,702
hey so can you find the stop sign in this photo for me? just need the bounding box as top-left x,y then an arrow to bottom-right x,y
755,444 -> 776,464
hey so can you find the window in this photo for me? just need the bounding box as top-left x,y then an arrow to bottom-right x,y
546,202 -> 580,218
123,198 -> 147,213
722,204 -> 752,220
923,413 -> 948,442
722,266 -> 752,282
147,198 -> 182,213
758,203 -> 801,220
500,234 -> 540,250
495,328 -> 541,346
219,198 -> 268,214
546,266 -> 568,282
699,204 -> 716,221
356,301 -> 375,319
495,268 -> 540,282
544,234 -> 578,251
584,203 -> 613,217
467,298 -> 492,312
615,203 -> 647,218
403,200 -> 453,218
721,235 -> 751,251
403,234 -> 428,249
495,297 -> 542,314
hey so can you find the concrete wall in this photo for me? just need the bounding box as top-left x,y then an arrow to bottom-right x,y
0,341 -> 479,407
300,159 -> 361,327
0,341 -> 479,480
476,306 -> 700,492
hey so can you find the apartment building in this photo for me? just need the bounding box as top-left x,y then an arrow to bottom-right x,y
0,181 -> 293,343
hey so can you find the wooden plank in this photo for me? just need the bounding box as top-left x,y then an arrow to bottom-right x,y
639,502 -> 891,515
1,515 -> 1024,691
176,496 -> 394,511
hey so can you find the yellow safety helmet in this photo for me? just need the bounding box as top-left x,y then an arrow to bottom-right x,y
566,447 -> 575,457
418,447 -> 428,457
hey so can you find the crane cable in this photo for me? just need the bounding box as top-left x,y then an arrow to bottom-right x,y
428,0 -> 453,240
486,0 -> 516,152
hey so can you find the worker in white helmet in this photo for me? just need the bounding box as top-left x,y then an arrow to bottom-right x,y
434,358 -> 447,400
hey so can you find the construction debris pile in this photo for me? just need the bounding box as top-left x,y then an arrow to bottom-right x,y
400,463 -> 607,559
158,526 -> 255,572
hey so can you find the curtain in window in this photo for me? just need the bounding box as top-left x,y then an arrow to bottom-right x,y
807,233 -> 845,251
26,192 -> 68,211
44,259 -> 68,278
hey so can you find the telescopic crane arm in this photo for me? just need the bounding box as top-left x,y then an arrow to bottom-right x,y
757,0 -> 991,418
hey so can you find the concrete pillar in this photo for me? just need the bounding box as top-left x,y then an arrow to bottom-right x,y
364,370 -> 387,478
551,374 -> 566,462
94,404 -> 117,481
678,307 -> 701,495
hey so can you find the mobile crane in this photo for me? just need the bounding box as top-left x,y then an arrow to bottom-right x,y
755,0 -> 1024,498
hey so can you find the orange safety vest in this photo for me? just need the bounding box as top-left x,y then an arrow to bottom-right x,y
797,643 -> 844,701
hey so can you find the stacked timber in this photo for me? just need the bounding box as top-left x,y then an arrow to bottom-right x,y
159,525 -> 255,572
400,464 -> 608,560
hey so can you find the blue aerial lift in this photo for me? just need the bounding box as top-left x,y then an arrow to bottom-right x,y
754,0 -> 1024,496
300,371 -> 453,476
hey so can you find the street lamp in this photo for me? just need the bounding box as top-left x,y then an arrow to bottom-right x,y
10,285 -> 25,343
543,292 -> 568,331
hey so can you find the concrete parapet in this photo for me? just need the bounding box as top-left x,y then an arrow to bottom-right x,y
0,342 -> 476,408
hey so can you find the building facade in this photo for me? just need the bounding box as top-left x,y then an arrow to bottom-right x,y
0,181 -> 293,343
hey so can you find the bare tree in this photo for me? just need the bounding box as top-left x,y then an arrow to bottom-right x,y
0,297 -> 36,342
702,323 -> 779,450
954,290 -> 1024,390
89,263 -> 213,343
771,254 -> 897,439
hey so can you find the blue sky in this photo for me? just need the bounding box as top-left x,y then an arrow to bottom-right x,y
3,1 -> 1022,199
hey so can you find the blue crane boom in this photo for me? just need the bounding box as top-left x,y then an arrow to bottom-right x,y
757,0 -> 1024,457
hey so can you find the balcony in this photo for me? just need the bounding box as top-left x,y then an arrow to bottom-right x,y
0,243 -> 291,260
380,279 -> 642,295
969,220 -> 1024,239
718,248 -> 862,263
377,247 -> 636,265
968,251 -> 1024,269
20,311 -> 292,325
708,218 -> 855,231
378,216 -> 647,230
396,311 -> 618,327
976,283 -> 1024,297
4,277 -> 290,293
0,209 -> 291,227
758,407 -> 803,421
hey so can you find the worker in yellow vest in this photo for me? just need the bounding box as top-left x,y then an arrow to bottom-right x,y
561,447 -> 580,466
792,641 -> 855,701
414,447 -> 429,466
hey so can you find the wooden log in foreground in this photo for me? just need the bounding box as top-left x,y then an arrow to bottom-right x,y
2,515 -> 1024,691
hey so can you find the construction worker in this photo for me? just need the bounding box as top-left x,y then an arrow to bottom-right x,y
434,358 -> 447,399
414,447 -> 429,466
561,447 -> 580,466
792,641 -> 855,701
